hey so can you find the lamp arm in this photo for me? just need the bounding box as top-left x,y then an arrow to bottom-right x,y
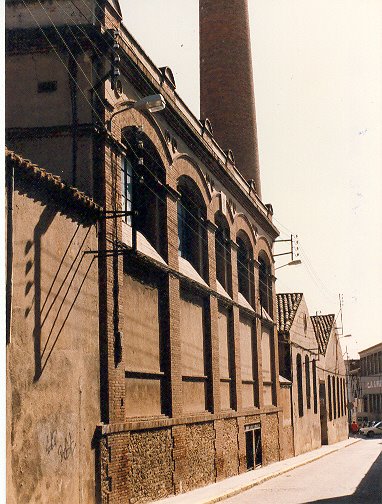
107,103 -> 135,130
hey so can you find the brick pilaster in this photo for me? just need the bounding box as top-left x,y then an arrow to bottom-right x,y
205,220 -> 221,413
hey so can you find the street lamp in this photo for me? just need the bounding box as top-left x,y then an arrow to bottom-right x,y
275,259 -> 302,270
124,94 -> 166,113
107,94 -> 166,129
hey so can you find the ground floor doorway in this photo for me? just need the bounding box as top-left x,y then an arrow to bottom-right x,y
245,424 -> 262,470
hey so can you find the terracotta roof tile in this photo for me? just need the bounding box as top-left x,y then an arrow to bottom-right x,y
311,314 -> 335,355
5,148 -> 102,215
276,293 -> 303,333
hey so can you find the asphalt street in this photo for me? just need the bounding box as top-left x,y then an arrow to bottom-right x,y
224,437 -> 382,504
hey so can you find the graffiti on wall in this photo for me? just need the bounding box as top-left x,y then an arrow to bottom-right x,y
45,429 -> 76,462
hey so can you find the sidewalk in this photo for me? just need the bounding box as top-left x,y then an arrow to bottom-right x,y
155,437 -> 360,504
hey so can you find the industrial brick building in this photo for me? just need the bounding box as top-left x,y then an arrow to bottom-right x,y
6,1 -> 289,502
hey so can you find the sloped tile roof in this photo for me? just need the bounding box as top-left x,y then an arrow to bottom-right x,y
6,148 -> 102,215
311,314 -> 335,355
276,293 -> 303,333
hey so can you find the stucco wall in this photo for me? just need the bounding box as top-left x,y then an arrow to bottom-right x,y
290,298 -> 322,455
7,187 -> 100,504
320,333 -> 348,445
6,51 -> 94,194
279,386 -> 294,460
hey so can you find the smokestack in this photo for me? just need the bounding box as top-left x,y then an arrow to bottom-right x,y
199,0 -> 262,198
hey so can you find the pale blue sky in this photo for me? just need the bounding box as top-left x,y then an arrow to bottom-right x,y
120,0 -> 382,358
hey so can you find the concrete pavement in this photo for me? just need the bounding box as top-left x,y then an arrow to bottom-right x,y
154,437 -> 360,504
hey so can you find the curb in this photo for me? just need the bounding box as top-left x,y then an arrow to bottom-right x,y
193,438 -> 361,504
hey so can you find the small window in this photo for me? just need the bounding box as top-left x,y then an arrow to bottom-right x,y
312,360 -> 318,413
333,376 -> 337,419
38,80 -> 57,93
297,354 -> 304,417
121,157 -> 133,225
305,355 -> 311,409
328,375 -> 333,420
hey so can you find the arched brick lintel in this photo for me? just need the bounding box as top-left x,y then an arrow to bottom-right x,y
112,108 -> 172,169
255,236 -> 274,266
172,153 -> 211,210
234,212 -> 257,252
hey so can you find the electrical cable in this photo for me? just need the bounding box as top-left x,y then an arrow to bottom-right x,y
18,2 -> 341,341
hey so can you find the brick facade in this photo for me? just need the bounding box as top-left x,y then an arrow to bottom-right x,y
6,1 -> 284,502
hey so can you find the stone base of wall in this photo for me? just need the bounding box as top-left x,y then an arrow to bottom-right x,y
280,425 -> 294,460
100,412 -> 281,503
261,413 -> 280,465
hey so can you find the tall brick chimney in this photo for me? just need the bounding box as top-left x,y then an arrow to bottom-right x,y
200,0 -> 262,198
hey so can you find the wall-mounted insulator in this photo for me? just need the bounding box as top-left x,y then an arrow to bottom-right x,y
292,234 -> 300,260
107,29 -> 121,91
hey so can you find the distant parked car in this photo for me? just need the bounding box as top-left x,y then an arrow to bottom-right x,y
359,421 -> 382,437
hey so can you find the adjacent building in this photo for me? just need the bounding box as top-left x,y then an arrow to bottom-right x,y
6,149 -> 101,504
311,314 -> 348,445
277,293 -> 321,456
344,358 -> 361,423
358,343 -> 382,423
277,295 -> 348,455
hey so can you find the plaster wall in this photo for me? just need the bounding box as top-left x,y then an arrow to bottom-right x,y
6,52 -> 92,128
7,187 -> 99,504
290,298 -> 321,455
319,333 -> 348,444
5,0 -> 96,30
6,52 -> 94,193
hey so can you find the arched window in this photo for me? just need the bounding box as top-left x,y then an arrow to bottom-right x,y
122,127 -> 166,256
177,176 -> 207,277
259,254 -> 273,316
312,360 -> 318,414
305,355 -> 311,409
297,354 -> 304,417
237,232 -> 253,304
328,375 -> 332,421
215,213 -> 232,294
334,376 -> 338,419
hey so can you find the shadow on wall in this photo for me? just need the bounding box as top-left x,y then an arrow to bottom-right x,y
27,206 -> 95,381
303,450 -> 382,503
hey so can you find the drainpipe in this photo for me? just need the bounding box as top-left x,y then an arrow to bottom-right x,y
6,160 -> 14,344
69,53 -> 78,187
